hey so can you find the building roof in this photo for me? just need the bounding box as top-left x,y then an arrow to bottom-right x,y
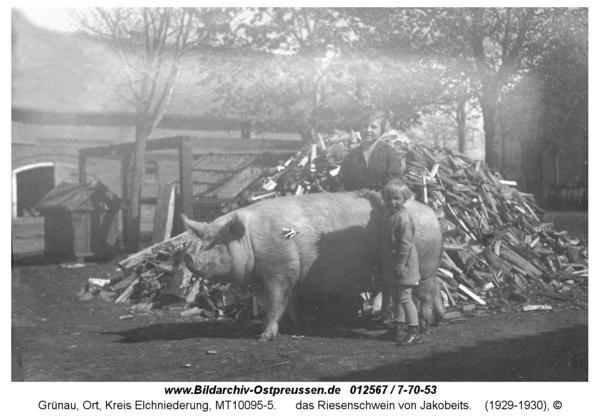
187,153 -> 281,199
35,180 -> 122,212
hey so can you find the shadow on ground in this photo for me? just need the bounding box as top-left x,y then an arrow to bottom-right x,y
11,251 -> 118,267
100,319 -> 587,381
102,317 -> 376,344
321,324 -> 588,382
12,253 -> 76,267
103,321 -> 264,343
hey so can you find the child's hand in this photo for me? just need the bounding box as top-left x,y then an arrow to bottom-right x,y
394,267 -> 403,277
356,188 -> 371,198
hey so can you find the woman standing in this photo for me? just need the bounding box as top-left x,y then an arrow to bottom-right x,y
337,111 -> 402,192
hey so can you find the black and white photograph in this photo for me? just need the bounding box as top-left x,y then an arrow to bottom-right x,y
10,5 -> 592,409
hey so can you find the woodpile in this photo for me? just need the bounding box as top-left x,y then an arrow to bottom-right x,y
236,131 -> 588,312
80,131 -> 588,321
78,231 -> 256,321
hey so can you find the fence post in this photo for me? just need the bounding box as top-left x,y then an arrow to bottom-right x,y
179,137 -> 193,220
78,151 -> 87,184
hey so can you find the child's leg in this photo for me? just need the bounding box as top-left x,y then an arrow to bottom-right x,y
380,284 -> 393,324
379,287 -> 406,341
397,286 -> 418,326
396,285 -> 423,346
392,288 -> 407,340
393,296 -> 406,323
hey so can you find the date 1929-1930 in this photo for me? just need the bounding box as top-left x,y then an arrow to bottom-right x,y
350,385 -> 436,395
486,400 -> 550,411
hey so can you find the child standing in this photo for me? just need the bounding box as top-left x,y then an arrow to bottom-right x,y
380,181 -> 423,346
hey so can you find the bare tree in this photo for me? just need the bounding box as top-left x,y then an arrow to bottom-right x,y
73,7 -> 236,251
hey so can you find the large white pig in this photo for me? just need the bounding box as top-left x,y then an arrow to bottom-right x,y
182,191 -> 444,341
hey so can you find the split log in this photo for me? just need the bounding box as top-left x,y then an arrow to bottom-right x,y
118,231 -> 195,274
499,244 -> 543,278
115,279 -> 139,304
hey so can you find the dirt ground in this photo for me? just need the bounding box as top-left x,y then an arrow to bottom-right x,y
11,213 -> 588,382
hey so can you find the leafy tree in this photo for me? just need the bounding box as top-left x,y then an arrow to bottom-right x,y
73,7 -> 236,251
495,8 -> 587,196
350,53 -> 445,131
536,9 -> 587,185
352,8 -> 583,170
342,8 -> 480,151
431,8 -> 588,170
215,8 -> 364,143
215,50 -> 359,141
217,7 -> 448,143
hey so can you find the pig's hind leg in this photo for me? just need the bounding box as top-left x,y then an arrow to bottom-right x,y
414,276 -> 445,333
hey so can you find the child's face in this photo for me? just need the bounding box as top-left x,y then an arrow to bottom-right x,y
385,190 -> 405,213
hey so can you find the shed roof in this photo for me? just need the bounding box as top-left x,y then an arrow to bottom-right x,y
186,153 -> 283,199
35,180 -> 122,212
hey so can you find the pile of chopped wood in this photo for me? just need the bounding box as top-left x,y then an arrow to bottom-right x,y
236,131 -> 588,311
80,131 -> 587,321
401,138 -> 586,311
78,231 -> 258,321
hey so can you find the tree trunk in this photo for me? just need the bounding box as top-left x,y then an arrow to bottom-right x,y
479,94 -> 500,170
125,121 -> 152,253
520,134 -> 544,200
456,97 -> 467,153
300,127 -> 316,144
553,151 -> 560,185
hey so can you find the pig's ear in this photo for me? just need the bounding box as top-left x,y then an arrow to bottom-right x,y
225,213 -> 246,240
181,214 -> 208,238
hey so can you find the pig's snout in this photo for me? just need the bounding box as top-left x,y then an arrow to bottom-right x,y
183,252 -> 203,276
182,239 -> 205,275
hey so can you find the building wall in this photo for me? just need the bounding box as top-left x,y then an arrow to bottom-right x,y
11,111 -> 303,224
12,119 -> 300,152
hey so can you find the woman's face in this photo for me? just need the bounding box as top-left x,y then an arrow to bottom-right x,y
360,118 -> 383,146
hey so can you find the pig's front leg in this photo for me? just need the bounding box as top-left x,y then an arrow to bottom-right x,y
259,276 -> 295,342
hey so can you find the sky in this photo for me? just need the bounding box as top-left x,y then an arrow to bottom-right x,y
17,3 -> 595,34
18,7 -> 80,32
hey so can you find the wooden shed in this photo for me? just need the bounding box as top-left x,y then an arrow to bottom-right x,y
35,181 -> 122,261
187,152 -> 285,222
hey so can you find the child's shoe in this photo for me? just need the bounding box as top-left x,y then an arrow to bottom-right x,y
396,325 -> 423,346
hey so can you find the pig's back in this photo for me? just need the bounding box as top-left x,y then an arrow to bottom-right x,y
240,192 -> 381,294
404,200 -> 443,279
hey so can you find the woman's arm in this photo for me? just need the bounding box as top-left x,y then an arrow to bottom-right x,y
386,146 -> 403,183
